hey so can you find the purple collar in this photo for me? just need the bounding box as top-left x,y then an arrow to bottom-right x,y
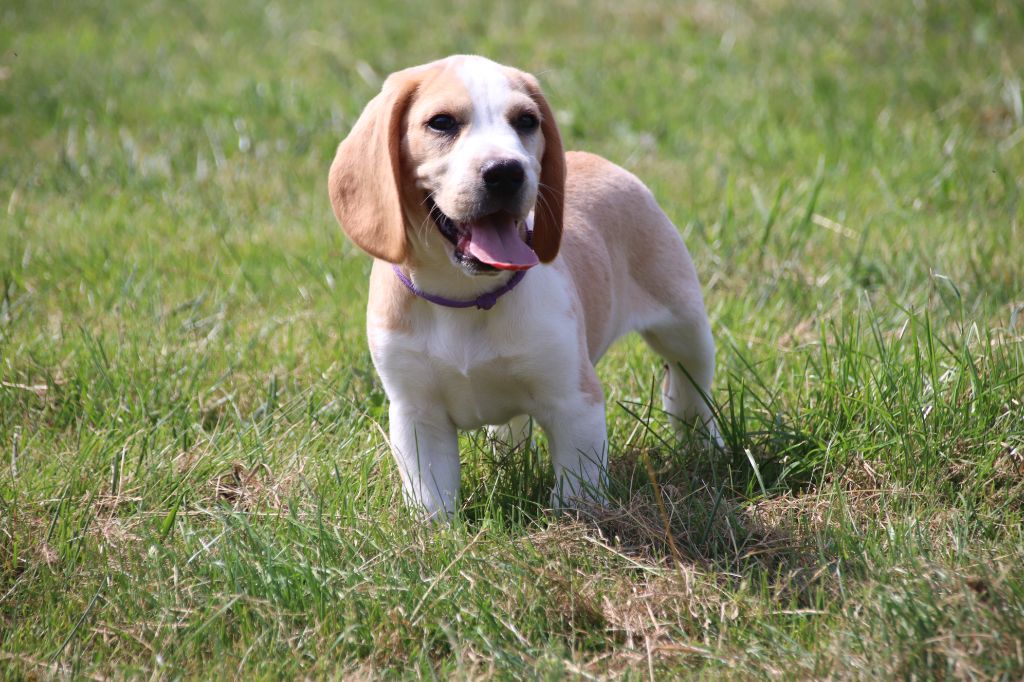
392,264 -> 527,310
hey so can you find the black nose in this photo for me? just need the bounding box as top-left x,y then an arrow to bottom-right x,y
481,159 -> 525,196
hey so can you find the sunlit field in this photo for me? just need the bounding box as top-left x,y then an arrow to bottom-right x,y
2,0 -> 1023,677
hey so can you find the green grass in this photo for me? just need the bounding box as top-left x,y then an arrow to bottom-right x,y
2,0 -> 1023,677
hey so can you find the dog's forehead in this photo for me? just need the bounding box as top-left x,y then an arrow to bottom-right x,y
409,64 -> 472,113
454,57 -> 515,112
410,56 -> 532,116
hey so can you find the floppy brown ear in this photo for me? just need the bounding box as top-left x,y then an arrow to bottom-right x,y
328,73 -> 419,263
526,77 -> 566,263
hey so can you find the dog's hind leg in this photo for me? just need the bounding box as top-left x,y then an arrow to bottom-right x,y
486,414 -> 533,450
640,305 -> 721,447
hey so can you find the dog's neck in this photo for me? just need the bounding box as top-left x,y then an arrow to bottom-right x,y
401,241 -> 518,302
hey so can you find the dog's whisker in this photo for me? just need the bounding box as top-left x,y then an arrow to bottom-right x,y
419,190 -> 438,208
534,189 -> 558,229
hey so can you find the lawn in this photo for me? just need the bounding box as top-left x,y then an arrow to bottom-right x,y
2,0 -> 1023,677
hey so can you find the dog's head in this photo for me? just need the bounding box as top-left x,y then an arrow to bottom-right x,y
328,56 -> 565,275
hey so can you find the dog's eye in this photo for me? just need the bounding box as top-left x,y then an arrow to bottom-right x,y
427,114 -> 459,133
512,113 -> 539,132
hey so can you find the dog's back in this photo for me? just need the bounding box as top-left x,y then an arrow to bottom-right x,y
559,151 -> 709,364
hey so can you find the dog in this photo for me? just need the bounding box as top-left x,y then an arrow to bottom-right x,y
328,56 -> 719,520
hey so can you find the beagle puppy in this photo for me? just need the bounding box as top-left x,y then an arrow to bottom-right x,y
329,55 -> 719,520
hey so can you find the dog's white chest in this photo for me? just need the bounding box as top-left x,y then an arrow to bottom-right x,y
369,275 -> 578,430
372,319 -> 555,429
430,349 -> 536,428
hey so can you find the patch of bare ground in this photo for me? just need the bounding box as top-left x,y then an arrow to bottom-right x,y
521,519 -> 753,676
512,479 -> 836,674
209,460 -> 300,511
1,510 -> 57,583
173,442 -> 303,511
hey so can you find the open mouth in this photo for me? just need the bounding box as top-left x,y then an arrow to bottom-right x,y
427,198 -> 538,273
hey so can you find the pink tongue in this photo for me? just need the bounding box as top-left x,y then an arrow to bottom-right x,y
464,214 -> 538,270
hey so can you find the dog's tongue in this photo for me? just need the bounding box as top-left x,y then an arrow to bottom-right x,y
463,214 -> 538,270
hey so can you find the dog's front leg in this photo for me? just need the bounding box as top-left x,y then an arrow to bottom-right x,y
536,397 -> 609,509
388,401 -> 460,521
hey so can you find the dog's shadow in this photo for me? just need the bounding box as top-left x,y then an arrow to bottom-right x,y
459,422 -> 830,606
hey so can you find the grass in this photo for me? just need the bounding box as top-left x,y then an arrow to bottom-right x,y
2,0 -> 1023,677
